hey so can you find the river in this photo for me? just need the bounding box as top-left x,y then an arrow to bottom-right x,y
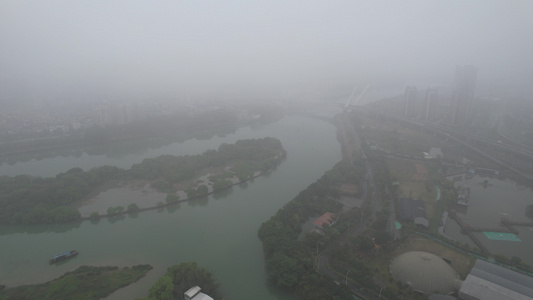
0,106 -> 342,300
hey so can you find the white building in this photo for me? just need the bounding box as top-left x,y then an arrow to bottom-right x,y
184,286 -> 214,300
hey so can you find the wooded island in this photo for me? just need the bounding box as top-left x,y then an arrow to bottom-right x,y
0,137 -> 285,225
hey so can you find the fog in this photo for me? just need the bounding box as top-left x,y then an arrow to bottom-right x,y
1,1 -> 532,103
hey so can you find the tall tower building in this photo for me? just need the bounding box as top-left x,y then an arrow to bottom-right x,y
424,88 -> 438,121
404,86 -> 417,118
451,65 -> 477,126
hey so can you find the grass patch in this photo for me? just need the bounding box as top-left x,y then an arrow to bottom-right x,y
0,265 -> 152,300
386,157 -> 416,181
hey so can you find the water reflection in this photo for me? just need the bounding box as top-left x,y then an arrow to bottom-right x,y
213,188 -> 234,200
239,182 -> 249,190
108,215 -> 126,224
188,196 -> 209,207
165,204 -> 180,214
0,221 -> 82,236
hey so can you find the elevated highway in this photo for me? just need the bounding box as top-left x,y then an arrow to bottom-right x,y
365,108 -> 533,183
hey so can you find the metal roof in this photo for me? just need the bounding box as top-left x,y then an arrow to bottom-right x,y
184,286 -> 214,300
459,260 -> 533,300
398,198 -> 429,228
313,212 -> 336,227
184,286 -> 201,298
390,251 -> 461,294
192,294 -> 214,300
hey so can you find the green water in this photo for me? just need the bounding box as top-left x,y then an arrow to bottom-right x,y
0,111 -> 342,299
483,232 -> 521,242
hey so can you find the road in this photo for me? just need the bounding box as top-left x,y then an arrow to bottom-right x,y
342,111 -> 399,239
317,254 -> 376,300
315,111 -> 397,299
367,108 -> 533,181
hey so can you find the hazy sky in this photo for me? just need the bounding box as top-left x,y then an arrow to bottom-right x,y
1,1 -> 532,102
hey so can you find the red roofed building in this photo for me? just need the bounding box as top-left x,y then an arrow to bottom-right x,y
313,212 -> 339,228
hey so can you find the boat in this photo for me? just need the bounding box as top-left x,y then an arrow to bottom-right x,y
49,250 -> 79,264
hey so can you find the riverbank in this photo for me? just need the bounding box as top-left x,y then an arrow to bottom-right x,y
0,137 -> 286,225
79,167 -> 268,222
0,111 -> 342,299
0,264 -> 153,300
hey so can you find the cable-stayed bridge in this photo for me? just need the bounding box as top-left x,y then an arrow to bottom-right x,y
344,84 -> 370,108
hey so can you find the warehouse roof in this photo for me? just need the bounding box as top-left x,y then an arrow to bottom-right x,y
459,260 -> 533,300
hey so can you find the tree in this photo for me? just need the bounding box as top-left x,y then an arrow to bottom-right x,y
127,203 -> 139,212
165,262 -> 222,299
297,273 -> 352,300
196,185 -> 209,196
165,194 -> 180,204
355,236 -> 375,252
185,188 -> 197,199
266,252 -> 300,289
89,212 -> 100,221
213,179 -> 232,192
0,138 -> 285,225
148,275 -> 173,300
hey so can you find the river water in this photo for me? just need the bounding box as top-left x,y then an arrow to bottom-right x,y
0,107 -> 342,300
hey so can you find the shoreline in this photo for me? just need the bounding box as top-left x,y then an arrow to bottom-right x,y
0,136 -> 286,226
81,168 -> 269,223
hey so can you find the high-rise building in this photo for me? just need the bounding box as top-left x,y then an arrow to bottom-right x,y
404,86 -> 417,118
451,65 -> 477,126
424,88 -> 438,121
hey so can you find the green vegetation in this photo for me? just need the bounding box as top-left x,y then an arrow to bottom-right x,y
0,165 -> 123,224
142,262 -> 221,300
130,137 -> 284,185
196,184 -> 209,196
106,206 -> 124,215
212,179 -> 233,192
147,275 -> 173,300
258,159 -> 366,299
165,194 -> 180,204
89,212 -> 100,222
127,203 -> 139,212
0,138 -> 285,225
0,265 -> 152,300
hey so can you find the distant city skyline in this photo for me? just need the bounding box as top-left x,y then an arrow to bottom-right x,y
403,86 -> 417,118
451,65 -> 478,126
1,1 -> 532,103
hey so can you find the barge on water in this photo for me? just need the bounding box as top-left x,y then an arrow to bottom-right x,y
49,250 -> 79,264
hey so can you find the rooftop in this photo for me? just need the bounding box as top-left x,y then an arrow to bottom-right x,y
390,251 -> 461,294
459,259 -> 533,300
313,212 -> 337,228
398,198 -> 428,228
184,286 -> 214,300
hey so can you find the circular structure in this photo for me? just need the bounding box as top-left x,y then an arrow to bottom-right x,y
389,251 -> 461,294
